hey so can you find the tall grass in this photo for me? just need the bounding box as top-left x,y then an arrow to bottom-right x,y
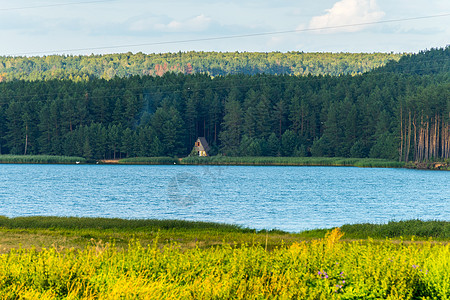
0,155 -> 409,168
0,216 -> 294,252
0,155 -> 86,164
0,216 -> 251,233
118,157 -> 178,165
1,217 -> 448,239
340,220 -> 450,239
0,228 -> 448,299
181,156 -> 406,168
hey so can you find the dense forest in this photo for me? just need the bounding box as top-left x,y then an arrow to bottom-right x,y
0,52 -> 402,82
0,47 -> 448,161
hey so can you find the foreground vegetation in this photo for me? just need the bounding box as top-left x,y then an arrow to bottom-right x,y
0,217 -> 448,299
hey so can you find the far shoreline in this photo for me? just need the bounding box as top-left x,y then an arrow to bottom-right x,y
0,155 -> 448,170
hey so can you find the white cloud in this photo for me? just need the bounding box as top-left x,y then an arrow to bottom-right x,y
267,36 -> 287,47
130,14 -> 212,33
308,0 -> 385,33
296,23 -> 306,31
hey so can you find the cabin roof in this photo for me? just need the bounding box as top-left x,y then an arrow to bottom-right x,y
196,137 -> 210,152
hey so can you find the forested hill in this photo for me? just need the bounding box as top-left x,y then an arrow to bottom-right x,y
0,51 -> 402,82
374,47 -> 449,76
0,47 -> 448,162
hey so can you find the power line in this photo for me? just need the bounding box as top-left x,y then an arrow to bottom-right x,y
0,0 -> 115,11
8,13 -> 450,56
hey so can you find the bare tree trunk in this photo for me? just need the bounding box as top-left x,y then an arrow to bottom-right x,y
444,120 -> 450,159
445,122 -> 448,159
413,116 -> 417,161
24,134 -> 28,155
430,118 -> 434,159
434,115 -> 439,159
418,116 -> 424,161
214,122 -> 217,143
441,118 -> 445,159
447,124 -> 450,158
24,123 -> 29,155
447,113 -> 450,159
425,121 -> 429,161
406,111 -> 411,162
399,107 -> 403,162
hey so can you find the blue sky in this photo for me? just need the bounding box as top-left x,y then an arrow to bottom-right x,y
0,0 -> 448,56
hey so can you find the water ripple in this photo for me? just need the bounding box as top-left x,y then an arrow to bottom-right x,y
0,164 -> 448,231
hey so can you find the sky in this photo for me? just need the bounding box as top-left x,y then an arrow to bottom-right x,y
0,0 -> 449,56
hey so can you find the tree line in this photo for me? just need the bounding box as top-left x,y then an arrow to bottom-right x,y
0,51 -> 402,82
0,47 -> 448,161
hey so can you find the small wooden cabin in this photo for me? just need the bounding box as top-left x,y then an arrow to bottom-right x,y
194,137 -> 210,157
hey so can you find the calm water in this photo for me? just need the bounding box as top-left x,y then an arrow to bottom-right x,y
0,164 -> 448,232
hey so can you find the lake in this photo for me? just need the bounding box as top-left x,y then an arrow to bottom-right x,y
0,164 -> 448,232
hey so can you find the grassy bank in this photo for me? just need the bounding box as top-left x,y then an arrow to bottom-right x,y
0,217 -> 448,252
118,156 -> 179,164
340,220 -> 450,239
0,155 -> 86,164
180,156 -> 406,168
0,216 -> 292,253
117,155 -> 405,168
0,217 -> 448,299
3,155 -> 444,169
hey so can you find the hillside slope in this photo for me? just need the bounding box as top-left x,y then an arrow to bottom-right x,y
374,46 -> 449,75
0,51 -> 402,82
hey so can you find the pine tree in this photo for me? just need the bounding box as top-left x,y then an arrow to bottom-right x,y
266,133 -> 280,156
219,100 -> 243,156
121,127 -> 135,158
281,130 -> 298,156
5,101 -> 24,154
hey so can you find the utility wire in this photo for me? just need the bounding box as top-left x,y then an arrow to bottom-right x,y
7,13 -> 450,56
0,0 -> 114,11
